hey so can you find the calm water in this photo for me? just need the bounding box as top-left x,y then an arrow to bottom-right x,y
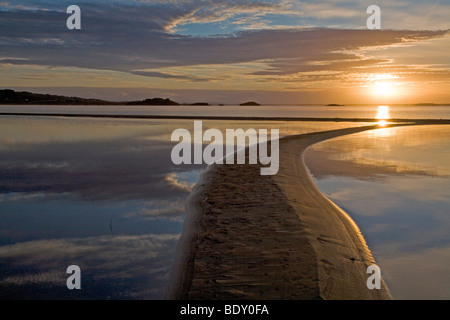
0,105 -> 448,299
0,117 -> 203,299
305,125 -> 450,300
1,104 -> 450,119
0,115 -> 364,299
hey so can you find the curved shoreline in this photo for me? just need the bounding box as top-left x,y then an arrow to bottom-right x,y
167,124 -> 426,300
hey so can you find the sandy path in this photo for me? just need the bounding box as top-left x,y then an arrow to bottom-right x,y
167,125 -> 407,300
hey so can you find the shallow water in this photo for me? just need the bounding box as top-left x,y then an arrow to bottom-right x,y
305,125 -> 450,300
1,104 -> 449,119
2,111 -> 448,299
0,117 -> 202,299
0,115 -> 364,299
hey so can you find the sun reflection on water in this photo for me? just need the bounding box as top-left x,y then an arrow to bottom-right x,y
378,120 -> 387,127
376,105 -> 390,127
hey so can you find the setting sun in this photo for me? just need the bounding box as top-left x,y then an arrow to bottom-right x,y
372,81 -> 396,97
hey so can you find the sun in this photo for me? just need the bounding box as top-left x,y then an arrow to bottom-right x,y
367,74 -> 404,99
372,81 -> 396,97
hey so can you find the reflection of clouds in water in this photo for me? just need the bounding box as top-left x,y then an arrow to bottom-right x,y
305,149 -> 442,180
0,234 -> 179,299
0,118 -> 373,299
321,175 -> 450,299
121,171 -> 199,222
0,192 -> 64,203
1,271 -> 63,286
388,176 -> 450,203
0,161 -> 69,170
310,125 -> 450,299
125,199 -> 186,222
324,178 -> 433,216
0,233 -> 179,269
0,137 -> 203,202
306,125 -> 450,180
323,176 -> 450,258
165,173 -> 195,192
379,246 -> 450,300
0,118 -> 366,203
0,119 -> 203,298
0,117 -> 172,148
325,176 -> 450,218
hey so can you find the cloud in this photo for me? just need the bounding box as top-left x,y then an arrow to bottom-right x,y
1,1 -> 449,103
1,1 -> 448,74
162,0 -> 287,32
130,70 -> 221,82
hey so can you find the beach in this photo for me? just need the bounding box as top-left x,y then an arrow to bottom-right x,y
3,0 -> 450,304
167,124 -> 409,300
1,113 -> 448,299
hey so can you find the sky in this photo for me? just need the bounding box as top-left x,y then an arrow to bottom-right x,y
0,0 -> 449,104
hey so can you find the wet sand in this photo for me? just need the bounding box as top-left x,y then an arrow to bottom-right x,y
167,125 -> 405,300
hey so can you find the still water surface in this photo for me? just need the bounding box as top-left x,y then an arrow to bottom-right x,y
305,125 -> 450,299
1,104 -> 448,299
1,104 -> 449,119
0,115 -> 364,299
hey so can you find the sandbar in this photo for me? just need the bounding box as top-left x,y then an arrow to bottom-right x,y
166,124 -> 413,300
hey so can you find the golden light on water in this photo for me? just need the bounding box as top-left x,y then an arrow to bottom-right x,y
376,105 -> 390,119
376,105 -> 390,127
378,120 -> 387,127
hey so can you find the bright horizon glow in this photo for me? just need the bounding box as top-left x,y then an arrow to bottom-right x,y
371,81 -> 396,98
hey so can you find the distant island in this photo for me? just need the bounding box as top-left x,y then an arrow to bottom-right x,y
126,98 -> 179,106
0,89 -> 179,106
186,102 -> 210,106
2,89 -> 448,107
414,103 -> 439,106
240,101 -> 260,106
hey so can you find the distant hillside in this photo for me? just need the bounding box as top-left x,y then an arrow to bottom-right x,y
240,101 -> 260,106
0,89 -> 114,105
0,89 -> 179,106
125,98 -> 179,106
186,102 -> 210,106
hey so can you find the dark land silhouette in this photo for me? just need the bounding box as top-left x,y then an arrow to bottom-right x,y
0,89 -> 179,106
